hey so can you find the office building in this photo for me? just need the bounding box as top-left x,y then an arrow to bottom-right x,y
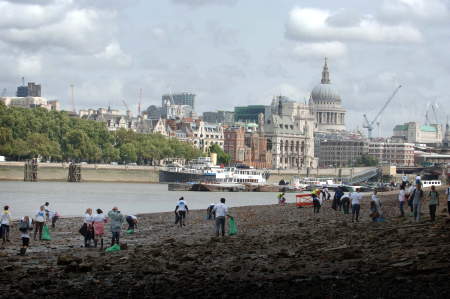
161,93 -> 195,109
234,105 -> 266,123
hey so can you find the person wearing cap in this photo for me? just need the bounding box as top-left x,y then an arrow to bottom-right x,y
108,207 -> 124,246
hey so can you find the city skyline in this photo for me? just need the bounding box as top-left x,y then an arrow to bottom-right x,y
0,0 -> 449,137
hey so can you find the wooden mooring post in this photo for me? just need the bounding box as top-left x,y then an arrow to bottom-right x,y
68,163 -> 81,182
24,158 -> 38,182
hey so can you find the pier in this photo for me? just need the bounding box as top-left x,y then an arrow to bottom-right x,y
23,158 -> 38,182
67,163 -> 81,182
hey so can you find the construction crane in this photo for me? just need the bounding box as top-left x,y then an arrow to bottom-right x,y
431,102 -> 439,124
122,100 -> 131,116
138,88 -> 142,116
363,85 -> 402,139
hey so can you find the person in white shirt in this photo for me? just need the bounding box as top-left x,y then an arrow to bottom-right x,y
82,208 -> 94,248
415,175 -> 421,185
350,189 -> 362,222
398,185 -> 406,217
44,203 -> 59,228
34,205 -> 47,241
322,187 -> 330,201
370,190 -> 383,221
126,215 -> 138,230
212,198 -> 229,237
1,205 -> 12,245
446,182 -> 450,216
175,197 -> 189,227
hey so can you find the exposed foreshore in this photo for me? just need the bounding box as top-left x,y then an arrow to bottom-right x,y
0,190 -> 449,298
0,161 -> 374,184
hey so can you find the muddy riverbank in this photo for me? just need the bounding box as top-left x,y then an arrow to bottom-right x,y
0,190 -> 449,298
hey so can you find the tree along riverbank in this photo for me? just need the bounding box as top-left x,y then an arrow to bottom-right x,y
0,190 -> 449,297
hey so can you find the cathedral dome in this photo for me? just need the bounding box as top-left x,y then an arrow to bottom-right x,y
310,57 -> 341,102
311,83 -> 341,102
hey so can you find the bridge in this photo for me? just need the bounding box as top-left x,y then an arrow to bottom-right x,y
342,167 -> 379,184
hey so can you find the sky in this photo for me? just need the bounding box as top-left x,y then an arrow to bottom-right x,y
0,0 -> 449,137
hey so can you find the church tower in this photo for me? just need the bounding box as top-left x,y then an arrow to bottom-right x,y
309,58 -> 346,131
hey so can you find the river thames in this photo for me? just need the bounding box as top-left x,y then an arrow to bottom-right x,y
0,181 -> 293,218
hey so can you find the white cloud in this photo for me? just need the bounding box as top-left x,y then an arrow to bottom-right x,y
0,0 -> 69,29
0,0 -> 118,55
171,0 -> 237,8
286,7 -> 422,43
17,55 -> 42,76
95,42 -> 132,68
292,41 -> 347,59
381,0 -> 449,21
0,8 -> 116,54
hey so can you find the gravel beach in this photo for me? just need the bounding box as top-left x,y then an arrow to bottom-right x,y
0,190 -> 449,298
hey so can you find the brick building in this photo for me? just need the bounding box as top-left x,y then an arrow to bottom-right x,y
224,125 -> 272,169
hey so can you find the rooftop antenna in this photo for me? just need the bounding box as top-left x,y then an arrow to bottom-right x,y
70,84 -> 76,113
22,77 -> 25,86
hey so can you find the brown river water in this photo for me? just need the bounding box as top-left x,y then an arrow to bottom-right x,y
0,181 -> 288,218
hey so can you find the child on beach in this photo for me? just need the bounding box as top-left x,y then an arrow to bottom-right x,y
19,216 -> 33,255
93,209 -> 107,250
82,208 -> 94,248
312,192 -> 321,214
1,206 -> 12,245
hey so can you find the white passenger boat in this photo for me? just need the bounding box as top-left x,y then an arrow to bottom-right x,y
159,157 -> 270,184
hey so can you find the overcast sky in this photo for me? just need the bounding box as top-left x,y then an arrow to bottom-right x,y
0,0 -> 449,137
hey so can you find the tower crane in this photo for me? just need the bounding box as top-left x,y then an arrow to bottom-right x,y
138,88 -> 142,116
122,100 -> 131,116
363,85 -> 402,139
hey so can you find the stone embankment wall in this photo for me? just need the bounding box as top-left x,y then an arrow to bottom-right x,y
0,162 -> 159,183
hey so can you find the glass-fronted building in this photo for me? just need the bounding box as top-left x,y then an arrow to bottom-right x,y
162,93 -> 195,109
234,105 -> 266,123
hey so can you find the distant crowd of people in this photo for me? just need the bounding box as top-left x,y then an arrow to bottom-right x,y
278,179 -> 450,224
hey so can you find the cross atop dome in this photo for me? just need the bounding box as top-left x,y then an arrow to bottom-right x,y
321,57 -> 330,84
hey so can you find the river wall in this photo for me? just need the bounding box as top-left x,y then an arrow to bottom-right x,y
0,163 -> 159,183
